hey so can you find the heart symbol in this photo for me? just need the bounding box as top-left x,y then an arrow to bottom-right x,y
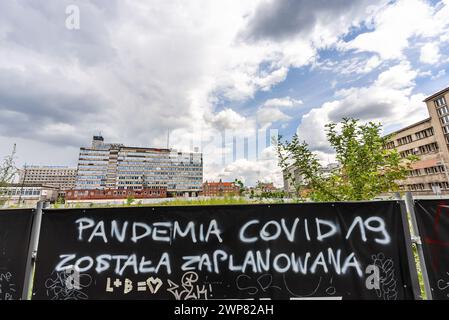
146,277 -> 163,294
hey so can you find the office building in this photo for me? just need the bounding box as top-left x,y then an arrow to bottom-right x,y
18,166 -> 77,190
0,184 -> 59,207
385,86 -> 449,195
75,136 -> 203,197
282,87 -> 449,196
283,163 -> 338,194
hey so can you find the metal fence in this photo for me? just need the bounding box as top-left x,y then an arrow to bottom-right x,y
1,192 -> 448,300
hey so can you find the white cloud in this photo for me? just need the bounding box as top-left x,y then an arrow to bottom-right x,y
256,67 -> 289,92
0,0 -> 266,159
317,54 -> 382,75
418,70 -> 432,77
257,108 -> 291,128
262,96 -> 303,108
420,42 -> 441,64
432,69 -> 446,80
207,108 -> 252,132
363,55 -> 382,73
0,0 -> 387,164
344,0 -> 449,60
207,146 -> 283,187
374,61 -> 418,90
254,96 -> 303,129
1,0 -> 448,187
296,61 -> 428,152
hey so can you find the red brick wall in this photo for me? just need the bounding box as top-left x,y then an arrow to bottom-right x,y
201,182 -> 240,197
65,187 -> 167,200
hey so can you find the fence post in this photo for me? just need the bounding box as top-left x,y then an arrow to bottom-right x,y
21,200 -> 49,300
404,191 -> 433,300
393,193 -> 422,300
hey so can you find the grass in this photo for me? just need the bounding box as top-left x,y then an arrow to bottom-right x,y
413,244 -> 427,299
49,196 -> 296,209
153,196 -> 295,206
154,196 -> 253,206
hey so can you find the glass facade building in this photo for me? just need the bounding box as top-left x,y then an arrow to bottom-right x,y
75,136 -> 203,196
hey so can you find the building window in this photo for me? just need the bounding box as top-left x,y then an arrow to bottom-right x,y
424,165 -> 446,175
415,128 -> 434,139
408,183 -> 426,191
385,141 -> 395,149
435,96 -> 447,108
430,182 -> 449,190
438,106 -> 449,116
441,115 -> 449,125
397,135 -> 413,146
418,142 -> 438,154
409,169 -> 422,177
401,143 -> 439,158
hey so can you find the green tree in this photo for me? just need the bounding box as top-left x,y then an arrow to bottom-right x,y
55,194 -> 66,207
234,179 -> 245,195
0,144 -> 18,205
126,195 -> 135,206
277,118 -> 416,201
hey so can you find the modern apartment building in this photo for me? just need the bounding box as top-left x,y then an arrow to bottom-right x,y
283,163 -> 338,194
283,164 -> 304,194
75,136 -> 203,197
386,86 -> 449,195
18,166 -> 77,190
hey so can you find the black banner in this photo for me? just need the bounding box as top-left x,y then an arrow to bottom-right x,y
0,209 -> 34,300
414,200 -> 449,299
32,202 -> 416,300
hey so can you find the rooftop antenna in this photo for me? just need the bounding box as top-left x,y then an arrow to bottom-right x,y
167,129 -> 170,149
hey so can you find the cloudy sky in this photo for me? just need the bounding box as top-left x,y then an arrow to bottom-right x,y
0,0 -> 448,186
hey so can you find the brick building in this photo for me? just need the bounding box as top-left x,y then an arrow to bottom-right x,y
65,187 -> 167,201
202,180 -> 240,197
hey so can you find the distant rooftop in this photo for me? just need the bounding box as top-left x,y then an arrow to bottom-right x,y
1,183 -> 59,189
423,85 -> 449,102
86,135 -> 201,154
92,135 -> 104,141
385,118 -> 431,136
22,165 -> 76,169
203,181 -> 236,186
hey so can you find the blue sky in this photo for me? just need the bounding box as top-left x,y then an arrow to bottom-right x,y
0,0 -> 448,186
223,39 -> 449,142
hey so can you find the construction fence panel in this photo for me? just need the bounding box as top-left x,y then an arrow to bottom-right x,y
31,201 -> 418,300
0,209 -> 35,300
